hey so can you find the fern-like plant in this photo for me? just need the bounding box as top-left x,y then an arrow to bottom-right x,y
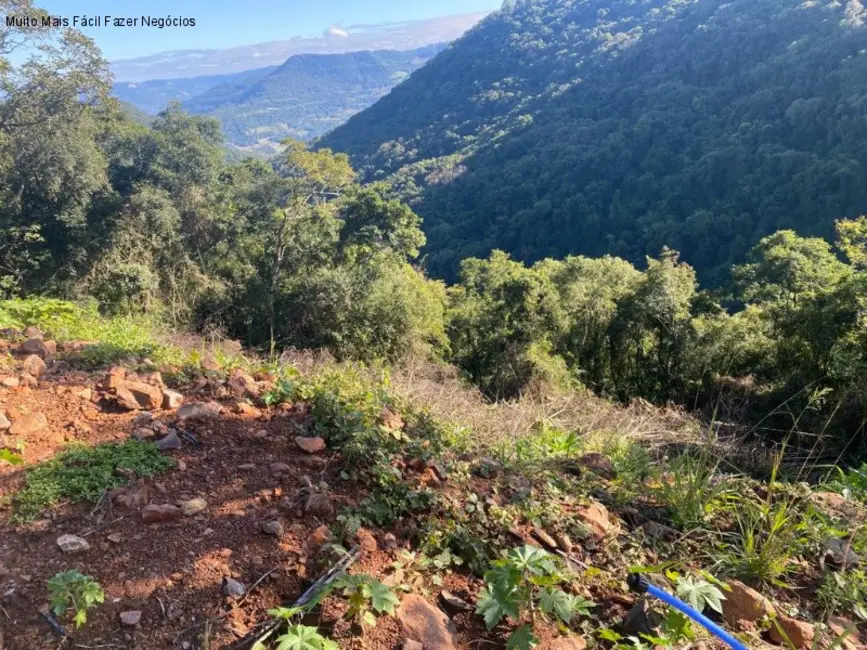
47,570 -> 104,628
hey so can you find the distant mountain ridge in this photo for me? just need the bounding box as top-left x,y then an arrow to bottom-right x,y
110,12 -> 488,82
181,44 -> 446,152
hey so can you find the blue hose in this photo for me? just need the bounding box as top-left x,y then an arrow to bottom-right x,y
628,574 -> 748,650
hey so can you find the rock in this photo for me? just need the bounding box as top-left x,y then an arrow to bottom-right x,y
162,390 -> 184,410
294,436 -> 326,454
23,326 -> 43,340
134,412 -> 154,427
238,463 -> 256,470
18,372 -> 37,388
356,529 -> 378,553
0,377 -> 19,388
439,590 -> 472,611
310,524 -> 332,548
120,610 -> 142,626
155,430 -> 182,451
221,577 -> 246,598
113,483 -> 150,509
475,456 -> 503,479
305,493 -> 334,518
534,525 -> 558,549
811,491 -> 859,519
142,504 -> 183,524
131,427 -> 155,441
43,340 -> 57,355
380,406 -> 405,431
18,339 -> 50,358
396,594 -> 457,650
260,520 -> 285,537
235,401 -> 261,417
542,637 -> 587,650
722,580 -> 776,627
107,533 -> 123,544
177,401 -> 223,420
575,501 -> 618,540
269,463 -> 291,477
62,340 -> 98,353
769,615 -> 814,649
228,369 -> 259,399
554,532 -> 574,553
21,354 -> 46,378
403,640 -> 424,650
623,599 -> 658,636
117,380 -> 163,411
76,388 -> 93,401
825,538 -> 861,568
383,532 -> 399,550
420,467 -> 442,487
0,412 -> 10,431
9,412 -> 47,435
101,366 -> 127,391
180,498 -> 208,516
578,452 -> 616,479
56,534 -> 90,554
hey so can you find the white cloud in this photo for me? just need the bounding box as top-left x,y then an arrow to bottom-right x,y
324,25 -> 350,38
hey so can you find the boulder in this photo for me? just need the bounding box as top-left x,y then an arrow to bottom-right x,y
43,340 -> 57,356
21,355 -> 46,378
396,594 -> 457,650
305,493 -> 334,518
9,412 -> 48,435
142,504 -> 183,523
119,611 -> 142,626
722,580 -> 775,627
101,366 -> 127,391
18,339 -> 49,358
56,534 -> 90,554
162,389 -> 184,410
228,369 -> 259,399
769,615 -> 814,649
295,436 -> 326,454
575,501 -> 618,540
177,401 -> 223,420
116,380 -> 163,411
23,326 -> 43,340
180,498 -> 208,516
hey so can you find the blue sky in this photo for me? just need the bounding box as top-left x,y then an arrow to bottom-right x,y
36,0 -> 502,60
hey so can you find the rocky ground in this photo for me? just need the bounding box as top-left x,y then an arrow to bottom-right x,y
0,329 -> 864,650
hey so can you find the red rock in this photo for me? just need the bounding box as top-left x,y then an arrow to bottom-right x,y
769,615 -> 814,649
142,504 -> 182,523
22,326 -> 43,340
123,380 -> 163,410
294,436 -> 326,454
310,525 -> 332,547
114,483 -> 151,509
356,528 -> 377,553
177,401 -> 223,420
21,355 -> 46,378
162,389 -> 184,409
101,366 -> 127,391
722,580 -> 776,627
396,594 -> 457,650
304,493 -> 334,518
43,340 -> 57,355
542,638 -> 587,650
575,501 -> 618,540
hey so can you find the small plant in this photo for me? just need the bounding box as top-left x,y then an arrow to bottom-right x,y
13,440 -> 175,521
652,451 -> 727,529
252,608 -> 338,650
817,570 -> 867,620
0,449 -> 23,465
675,574 -> 725,614
476,545 -> 594,650
47,570 -> 104,628
330,574 -> 400,627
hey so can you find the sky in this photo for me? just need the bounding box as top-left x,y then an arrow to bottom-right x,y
36,0 -> 503,60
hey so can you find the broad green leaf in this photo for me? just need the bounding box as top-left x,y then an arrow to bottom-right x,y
538,588 -> 575,623
0,449 -> 23,465
476,584 -> 520,629
507,625 -> 539,650
676,575 -> 725,614
276,625 -> 332,650
368,580 -> 400,615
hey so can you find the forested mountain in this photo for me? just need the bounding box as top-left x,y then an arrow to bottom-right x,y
320,0 -> 867,284
113,66 -> 278,115
182,45 -> 446,153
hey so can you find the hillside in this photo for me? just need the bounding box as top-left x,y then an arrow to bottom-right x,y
183,45 -> 446,152
319,0 -> 867,284
113,66 -> 278,115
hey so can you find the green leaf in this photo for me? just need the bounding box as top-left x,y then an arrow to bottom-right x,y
476,583 -> 520,630
0,449 -> 23,465
276,625 -> 333,650
676,575 -> 725,614
367,580 -> 400,615
507,625 -> 539,650
538,588 -> 575,623
598,628 -> 623,642
509,545 -> 555,575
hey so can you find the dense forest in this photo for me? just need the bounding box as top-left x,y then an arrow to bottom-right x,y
320,0 -> 867,286
3,0 -> 867,454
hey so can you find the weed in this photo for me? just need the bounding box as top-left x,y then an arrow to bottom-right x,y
252,608 -> 338,650
476,545 -> 594,649
13,440 -> 175,521
47,570 -> 104,629
329,574 -> 400,627
0,449 -> 23,465
652,450 -> 729,529
817,570 -> 867,620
